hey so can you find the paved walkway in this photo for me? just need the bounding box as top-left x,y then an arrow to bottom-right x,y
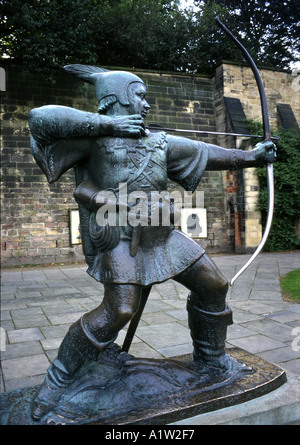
1,251 -> 300,395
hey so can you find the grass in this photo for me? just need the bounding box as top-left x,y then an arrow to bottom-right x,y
280,268 -> 300,303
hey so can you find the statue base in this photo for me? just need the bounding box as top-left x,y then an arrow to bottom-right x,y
0,346 -> 286,425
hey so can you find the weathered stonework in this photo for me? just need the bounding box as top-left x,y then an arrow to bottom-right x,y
213,63 -> 299,252
219,63 -> 300,127
1,62 -> 299,266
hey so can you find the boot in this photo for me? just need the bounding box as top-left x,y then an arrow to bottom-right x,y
31,316 -> 115,421
187,294 -> 250,372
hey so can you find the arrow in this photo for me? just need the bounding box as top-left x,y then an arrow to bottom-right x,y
146,125 -> 280,141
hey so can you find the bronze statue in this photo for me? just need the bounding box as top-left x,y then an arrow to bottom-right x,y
28,64 -> 276,421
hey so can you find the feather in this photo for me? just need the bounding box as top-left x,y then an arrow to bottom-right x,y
63,64 -> 109,83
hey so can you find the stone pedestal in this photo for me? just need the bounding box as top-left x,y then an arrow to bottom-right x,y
0,346 -> 286,425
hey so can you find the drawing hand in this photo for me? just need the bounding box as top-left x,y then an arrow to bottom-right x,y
109,115 -> 147,138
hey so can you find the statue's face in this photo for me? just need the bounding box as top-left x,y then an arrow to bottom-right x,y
127,82 -> 150,118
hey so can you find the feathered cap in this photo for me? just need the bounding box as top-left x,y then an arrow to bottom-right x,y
64,64 -> 145,110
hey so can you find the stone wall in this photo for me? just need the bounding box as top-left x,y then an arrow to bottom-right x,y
1,62 -> 299,266
1,63 -> 228,266
213,63 -> 299,252
220,63 -> 300,128
1,65 -> 87,266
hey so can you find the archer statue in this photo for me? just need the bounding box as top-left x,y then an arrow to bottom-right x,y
28,64 -> 276,420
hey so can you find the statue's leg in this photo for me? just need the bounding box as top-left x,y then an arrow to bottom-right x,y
82,283 -> 142,345
175,254 -> 249,371
31,283 -> 141,420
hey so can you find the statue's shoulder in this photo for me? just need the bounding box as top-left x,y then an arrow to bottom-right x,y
146,131 -> 168,150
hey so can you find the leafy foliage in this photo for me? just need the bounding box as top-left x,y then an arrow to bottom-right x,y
194,0 -> 300,70
1,0 -> 110,70
0,0 -> 195,73
1,0 -> 299,75
250,121 -> 300,251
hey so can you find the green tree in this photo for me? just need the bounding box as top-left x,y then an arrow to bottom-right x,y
1,0 -> 107,70
193,0 -> 300,71
1,0 -> 299,74
0,0 -> 193,73
92,0 -> 194,72
251,122 -> 300,251
180,1 -> 234,73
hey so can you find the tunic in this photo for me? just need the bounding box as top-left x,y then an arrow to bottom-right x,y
31,130 -> 209,287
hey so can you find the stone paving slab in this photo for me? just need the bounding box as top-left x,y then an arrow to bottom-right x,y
2,354 -> 50,381
1,251 -> 300,423
228,334 -> 286,354
7,328 -> 45,344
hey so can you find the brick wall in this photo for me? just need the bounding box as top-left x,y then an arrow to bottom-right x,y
1,64 -> 228,266
221,63 -> 300,128
1,62 -> 299,266
213,63 -> 299,252
1,65 -> 85,266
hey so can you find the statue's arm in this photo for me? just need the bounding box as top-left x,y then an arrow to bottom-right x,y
29,105 -> 146,145
166,136 -> 209,192
167,135 -> 276,192
205,141 -> 276,170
